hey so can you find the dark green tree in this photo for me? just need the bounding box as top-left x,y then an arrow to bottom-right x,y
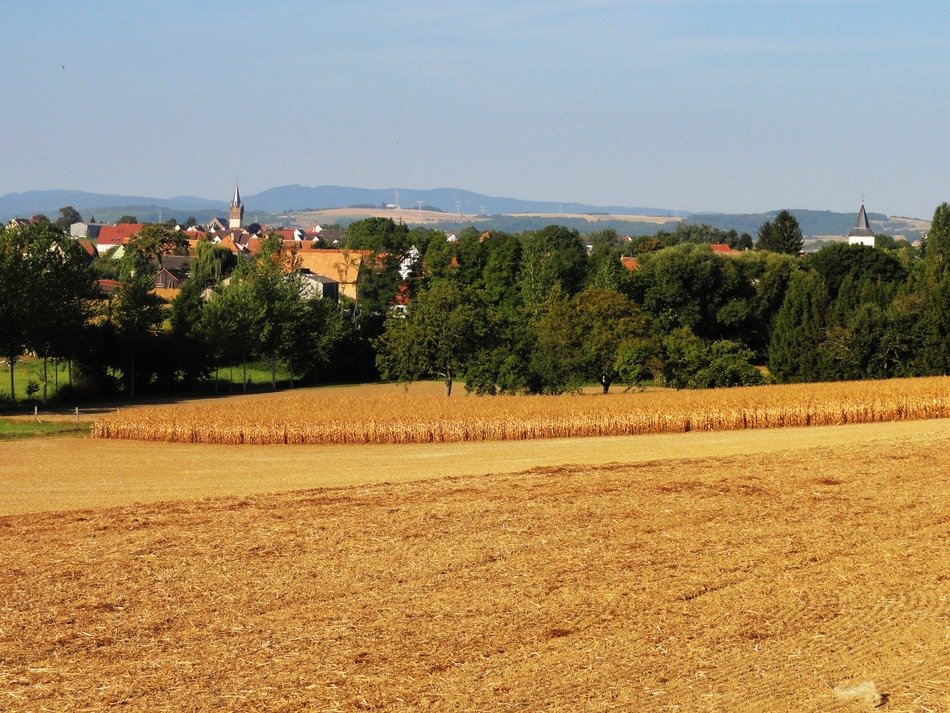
768,270 -> 829,382
756,210 -> 804,255
518,225 -> 587,310
109,252 -> 164,397
343,217 -> 410,253
0,226 -> 29,401
55,205 -> 83,231
126,223 -> 189,269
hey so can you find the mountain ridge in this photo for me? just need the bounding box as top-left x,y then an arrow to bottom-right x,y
0,185 -> 927,238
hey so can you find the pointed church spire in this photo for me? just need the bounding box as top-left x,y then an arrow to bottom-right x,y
229,181 -> 244,230
848,201 -> 875,246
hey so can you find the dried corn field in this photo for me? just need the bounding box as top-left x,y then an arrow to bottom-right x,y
1,433 -> 947,711
93,376 -> 950,445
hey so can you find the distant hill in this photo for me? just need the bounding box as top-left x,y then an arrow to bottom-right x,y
684,209 -> 890,238
1,187 -> 925,239
0,185 -> 686,222
0,190 -> 224,220
248,185 -> 687,218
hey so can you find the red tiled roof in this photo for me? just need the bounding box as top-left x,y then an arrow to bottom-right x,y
709,243 -> 739,254
620,256 -> 639,271
97,223 -> 144,245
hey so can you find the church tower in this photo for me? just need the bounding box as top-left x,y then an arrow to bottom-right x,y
229,182 -> 244,230
847,202 -> 875,247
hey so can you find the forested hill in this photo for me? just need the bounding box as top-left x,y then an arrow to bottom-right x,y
684,209 -> 889,237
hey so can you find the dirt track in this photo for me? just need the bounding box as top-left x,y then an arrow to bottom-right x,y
1,429 -> 947,711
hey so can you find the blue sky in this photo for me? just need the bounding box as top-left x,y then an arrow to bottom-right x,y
2,0 -> 948,218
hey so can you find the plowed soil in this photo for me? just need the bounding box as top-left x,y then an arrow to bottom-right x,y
1,430 -> 947,711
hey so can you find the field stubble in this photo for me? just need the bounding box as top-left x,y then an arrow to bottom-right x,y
93,376 -> 950,445
0,434 -> 947,711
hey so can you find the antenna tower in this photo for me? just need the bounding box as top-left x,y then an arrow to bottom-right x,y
394,131 -> 400,209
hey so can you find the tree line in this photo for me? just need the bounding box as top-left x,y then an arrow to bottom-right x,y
0,206 -> 947,403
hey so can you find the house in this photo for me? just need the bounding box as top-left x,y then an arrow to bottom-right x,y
848,204 -> 876,247
76,239 -> 97,261
95,279 -> 120,295
70,222 -> 105,239
298,271 -> 339,302
293,248 -> 370,301
620,256 -> 639,271
207,217 -> 229,233
154,267 -> 183,289
708,243 -> 740,256
96,223 -> 144,255
399,246 -> 420,280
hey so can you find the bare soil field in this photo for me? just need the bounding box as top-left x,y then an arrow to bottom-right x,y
509,212 -> 681,224
284,207 -> 682,227
1,432 -> 947,711
287,208 -> 481,227
2,419 -> 946,516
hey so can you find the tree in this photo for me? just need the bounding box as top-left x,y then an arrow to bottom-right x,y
116,215 -> 138,224
805,243 -> 906,299
0,226 -> 29,401
480,232 -> 522,314
278,296 -> 347,386
109,252 -> 164,397
22,221 -> 92,402
660,328 -> 765,389
768,270 -> 828,382
343,217 -> 410,253
376,281 -> 489,396
756,210 -> 803,255
630,242 -> 743,341
55,205 -> 83,231
518,225 -> 587,310
126,223 -> 188,269
924,202 -> 950,281
571,288 -> 652,393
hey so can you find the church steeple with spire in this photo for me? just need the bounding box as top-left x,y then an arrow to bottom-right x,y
847,200 -> 875,247
229,181 -> 244,230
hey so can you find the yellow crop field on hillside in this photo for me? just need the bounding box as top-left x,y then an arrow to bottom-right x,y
93,376 -> 950,445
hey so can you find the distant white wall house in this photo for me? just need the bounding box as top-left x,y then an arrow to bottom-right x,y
70,222 -> 104,239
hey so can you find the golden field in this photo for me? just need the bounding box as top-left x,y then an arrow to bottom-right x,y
93,376 -> 950,445
7,419 -> 947,516
1,431 -> 947,711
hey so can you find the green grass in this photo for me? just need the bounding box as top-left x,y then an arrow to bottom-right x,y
0,418 -> 92,440
0,358 -> 71,402
211,361 -> 294,389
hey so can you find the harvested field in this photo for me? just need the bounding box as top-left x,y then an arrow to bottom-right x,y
7,419 -> 947,516
93,376 -> 950,445
1,435 -> 947,711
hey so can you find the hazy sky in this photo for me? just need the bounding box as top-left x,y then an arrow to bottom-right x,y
2,0 -> 948,218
